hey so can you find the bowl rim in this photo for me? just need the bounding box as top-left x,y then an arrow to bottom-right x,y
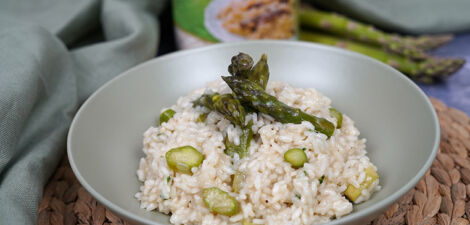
67,40 -> 440,225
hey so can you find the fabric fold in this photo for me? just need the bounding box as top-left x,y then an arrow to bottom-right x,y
0,0 -> 164,224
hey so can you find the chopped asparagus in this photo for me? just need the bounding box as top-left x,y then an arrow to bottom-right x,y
202,187 -> 240,216
284,148 -> 308,168
232,170 -> 246,193
224,121 -> 253,159
329,108 -> 343,129
222,76 -> 335,137
344,166 -> 379,202
300,31 -> 465,83
165,146 -> 204,174
159,109 -> 176,125
196,113 -> 209,123
242,219 -> 263,225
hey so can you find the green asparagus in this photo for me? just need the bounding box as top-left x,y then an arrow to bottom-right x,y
229,52 -> 254,78
329,108 -> 343,129
232,170 -> 246,193
212,93 -> 246,127
222,76 -> 335,137
193,93 -> 216,110
300,7 -> 453,60
159,109 -> 176,125
284,148 -> 308,168
344,166 -> 379,202
202,187 -> 240,216
196,113 -> 209,123
224,121 -> 253,159
165,146 -> 204,174
248,54 -> 269,90
229,53 -> 270,90
194,92 -> 254,158
300,31 -> 465,83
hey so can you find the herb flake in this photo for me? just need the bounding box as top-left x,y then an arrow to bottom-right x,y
319,175 -> 325,184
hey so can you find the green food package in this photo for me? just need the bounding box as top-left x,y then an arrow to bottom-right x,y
173,0 -> 298,49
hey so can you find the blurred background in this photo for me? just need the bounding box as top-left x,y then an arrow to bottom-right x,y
157,0 -> 470,114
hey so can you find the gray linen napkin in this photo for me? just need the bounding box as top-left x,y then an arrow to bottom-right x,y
0,0 -> 164,224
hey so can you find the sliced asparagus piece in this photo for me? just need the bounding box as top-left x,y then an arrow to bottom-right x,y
202,187 -> 240,216
299,7 -> 453,60
329,108 -> 343,129
232,170 -> 246,193
165,146 -> 204,174
222,76 -> 335,137
159,109 -> 176,125
300,31 -> 465,83
284,148 -> 308,168
344,166 -> 379,202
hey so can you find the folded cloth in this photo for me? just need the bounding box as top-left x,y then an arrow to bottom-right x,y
311,0 -> 470,34
0,0 -> 164,224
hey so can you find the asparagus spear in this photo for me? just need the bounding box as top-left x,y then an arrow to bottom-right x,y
248,54 -> 269,90
222,76 -> 335,138
299,7 -> 453,60
229,53 -> 270,90
300,31 -> 465,83
228,53 -> 254,78
193,93 -> 253,158
212,93 -> 246,127
193,93 -> 216,110
224,121 -> 253,159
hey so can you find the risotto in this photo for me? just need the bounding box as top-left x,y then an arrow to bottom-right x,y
136,53 -> 380,225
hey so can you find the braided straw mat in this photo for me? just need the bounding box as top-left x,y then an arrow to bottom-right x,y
38,98 -> 470,225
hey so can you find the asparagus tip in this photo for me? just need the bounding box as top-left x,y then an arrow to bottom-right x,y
416,57 -> 465,83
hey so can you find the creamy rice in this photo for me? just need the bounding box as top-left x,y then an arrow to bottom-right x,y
136,80 -> 380,225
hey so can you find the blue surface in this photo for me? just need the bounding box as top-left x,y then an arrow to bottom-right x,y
418,33 -> 470,114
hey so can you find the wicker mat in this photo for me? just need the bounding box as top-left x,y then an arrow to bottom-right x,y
38,97 -> 470,225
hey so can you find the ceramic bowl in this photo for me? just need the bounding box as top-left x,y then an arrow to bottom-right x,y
68,41 -> 439,225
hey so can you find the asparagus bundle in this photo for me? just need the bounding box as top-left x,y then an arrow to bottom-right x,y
299,7 -> 453,60
300,31 -> 465,84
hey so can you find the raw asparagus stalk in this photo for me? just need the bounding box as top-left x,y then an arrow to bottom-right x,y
300,31 -> 465,83
299,7 -> 453,60
229,53 -> 270,90
222,76 -> 335,137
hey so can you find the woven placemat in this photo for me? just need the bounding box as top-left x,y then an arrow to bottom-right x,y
38,97 -> 470,225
